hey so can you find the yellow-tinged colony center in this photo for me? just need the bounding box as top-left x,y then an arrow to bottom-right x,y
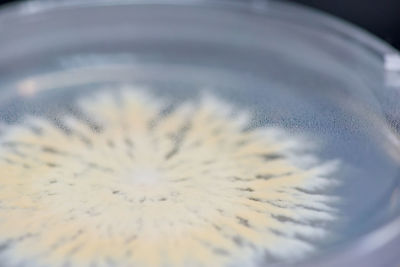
0,88 -> 339,267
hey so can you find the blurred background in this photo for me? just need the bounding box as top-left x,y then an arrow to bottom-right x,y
0,0 -> 399,50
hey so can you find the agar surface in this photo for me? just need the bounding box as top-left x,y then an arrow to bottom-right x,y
0,88 -> 339,267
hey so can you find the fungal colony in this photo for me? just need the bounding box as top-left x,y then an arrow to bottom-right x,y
0,88 -> 339,267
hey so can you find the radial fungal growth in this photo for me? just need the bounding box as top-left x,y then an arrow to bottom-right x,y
0,88 -> 339,267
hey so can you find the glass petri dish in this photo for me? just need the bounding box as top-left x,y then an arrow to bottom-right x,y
0,0 -> 399,266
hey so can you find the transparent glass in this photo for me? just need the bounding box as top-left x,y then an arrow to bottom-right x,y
0,0 -> 399,266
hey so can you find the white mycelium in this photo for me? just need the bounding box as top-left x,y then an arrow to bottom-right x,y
0,88 -> 339,267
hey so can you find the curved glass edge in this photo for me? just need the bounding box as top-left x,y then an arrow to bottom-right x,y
0,1 -> 399,266
0,0 -> 398,56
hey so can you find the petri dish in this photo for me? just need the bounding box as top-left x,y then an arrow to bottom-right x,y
0,0 -> 399,266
